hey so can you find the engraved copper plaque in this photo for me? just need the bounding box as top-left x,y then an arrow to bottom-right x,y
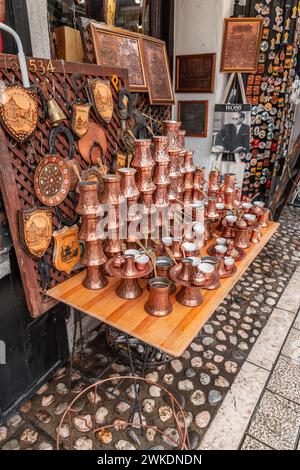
0,84 -> 38,143
19,208 -> 53,260
141,36 -> 174,105
87,78 -> 114,125
90,23 -> 147,92
53,225 -> 81,274
72,103 -> 91,138
221,18 -> 263,73
176,54 -> 216,93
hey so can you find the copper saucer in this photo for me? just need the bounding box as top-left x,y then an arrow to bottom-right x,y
219,264 -> 237,279
105,258 -> 153,279
207,245 -> 245,261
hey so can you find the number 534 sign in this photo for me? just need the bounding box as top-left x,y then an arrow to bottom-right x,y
0,54 -> 56,75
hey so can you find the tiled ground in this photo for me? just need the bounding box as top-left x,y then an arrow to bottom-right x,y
0,206 -> 300,451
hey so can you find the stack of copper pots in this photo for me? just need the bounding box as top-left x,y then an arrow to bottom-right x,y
193,167 -> 206,202
101,174 -> 124,258
153,136 -> 171,227
223,173 -> 236,211
163,121 -> 184,205
184,151 -> 196,205
77,181 -> 108,290
132,139 -> 156,240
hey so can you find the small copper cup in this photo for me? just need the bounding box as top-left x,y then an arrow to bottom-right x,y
145,278 -> 173,317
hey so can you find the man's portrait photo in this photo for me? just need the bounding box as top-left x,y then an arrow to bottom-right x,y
212,104 -> 251,154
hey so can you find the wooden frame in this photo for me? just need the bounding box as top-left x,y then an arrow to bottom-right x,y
141,35 -> 174,105
90,22 -> 148,92
221,17 -> 263,74
175,53 -> 216,93
178,100 -> 208,138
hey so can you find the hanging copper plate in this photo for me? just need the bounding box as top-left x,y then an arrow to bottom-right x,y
18,208 -> 53,260
34,155 -> 71,207
0,84 -> 38,143
78,121 -> 108,166
52,225 -> 81,274
71,103 -> 91,138
87,78 -> 114,125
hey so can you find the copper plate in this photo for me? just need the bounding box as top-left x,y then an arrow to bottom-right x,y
34,155 -> 71,207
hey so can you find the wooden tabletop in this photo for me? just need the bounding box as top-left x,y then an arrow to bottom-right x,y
47,222 -> 279,358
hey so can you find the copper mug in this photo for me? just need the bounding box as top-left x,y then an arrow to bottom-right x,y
145,278 -> 173,317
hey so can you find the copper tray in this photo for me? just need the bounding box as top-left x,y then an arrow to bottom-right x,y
105,258 -> 153,280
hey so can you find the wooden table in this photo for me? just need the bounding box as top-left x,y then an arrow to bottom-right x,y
47,222 -> 279,358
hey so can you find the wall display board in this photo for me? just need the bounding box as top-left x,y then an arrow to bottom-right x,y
0,54 -> 128,318
240,0 -> 300,199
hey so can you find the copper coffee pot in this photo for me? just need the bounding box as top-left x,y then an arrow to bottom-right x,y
172,237 -> 183,260
169,150 -> 181,178
224,192 -> 235,211
81,241 -> 108,290
184,189 -> 193,205
208,170 -> 221,197
206,197 -> 219,219
145,278 -> 173,317
100,175 -> 122,205
163,120 -> 181,152
131,139 -> 155,169
178,129 -> 186,150
170,262 -> 203,307
76,181 -> 101,216
156,256 -> 176,294
153,136 -> 170,164
224,173 -> 236,193
234,226 -> 251,250
259,208 -> 270,228
118,168 -> 140,199
234,187 -> 242,207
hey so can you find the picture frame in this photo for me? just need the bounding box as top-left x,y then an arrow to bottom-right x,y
175,53 -> 216,93
178,100 -> 208,138
90,22 -> 147,92
141,35 -> 174,105
221,18 -> 263,73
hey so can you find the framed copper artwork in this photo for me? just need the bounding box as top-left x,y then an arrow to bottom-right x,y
178,101 -> 208,138
221,18 -> 263,73
90,23 -> 147,92
141,36 -> 174,105
175,54 -> 216,93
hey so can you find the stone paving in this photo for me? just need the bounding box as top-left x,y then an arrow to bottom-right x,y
0,206 -> 300,451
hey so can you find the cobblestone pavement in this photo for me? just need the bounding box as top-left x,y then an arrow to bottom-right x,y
0,206 -> 300,451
